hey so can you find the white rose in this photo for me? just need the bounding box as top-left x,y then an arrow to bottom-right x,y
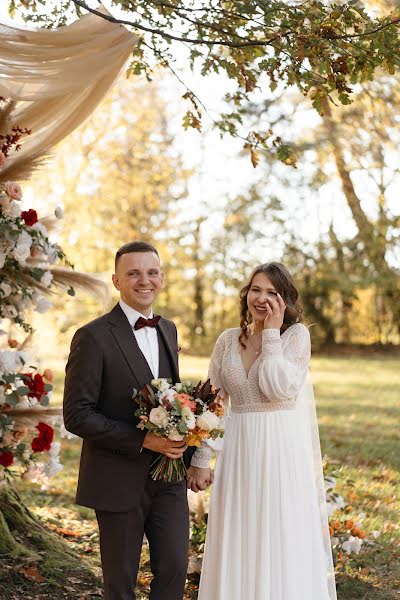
34,296 -> 52,313
17,230 -> 32,246
196,410 -> 220,432
149,406 -> 169,428
0,282 -> 12,297
13,244 -> 31,264
9,200 -> 22,218
40,270 -> 53,288
151,378 -> 170,392
22,449 -> 31,460
45,457 -> 63,478
174,383 -> 183,392
13,231 -> 32,264
159,388 -> 176,404
0,350 -> 26,373
48,441 -> 61,458
342,536 -> 363,555
168,428 -> 185,441
2,304 -> 18,319
181,406 -> 196,429
31,222 -> 47,236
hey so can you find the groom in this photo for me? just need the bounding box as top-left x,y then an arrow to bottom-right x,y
63,241 -> 200,600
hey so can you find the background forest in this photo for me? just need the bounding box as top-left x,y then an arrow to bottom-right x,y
30,67 -> 400,360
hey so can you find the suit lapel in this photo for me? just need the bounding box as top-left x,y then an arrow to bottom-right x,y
157,318 -> 179,382
108,304 -> 153,389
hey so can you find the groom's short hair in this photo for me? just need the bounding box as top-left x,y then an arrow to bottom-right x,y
115,241 -> 159,269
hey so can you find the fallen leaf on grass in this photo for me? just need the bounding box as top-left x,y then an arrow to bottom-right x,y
20,565 -> 46,583
55,527 -> 82,537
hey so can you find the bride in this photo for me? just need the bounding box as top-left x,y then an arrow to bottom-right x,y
187,262 -> 337,600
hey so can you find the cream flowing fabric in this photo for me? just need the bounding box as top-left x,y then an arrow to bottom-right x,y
195,325 -> 337,600
0,5 -> 136,170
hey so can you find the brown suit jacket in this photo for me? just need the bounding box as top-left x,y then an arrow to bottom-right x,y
63,303 -> 180,512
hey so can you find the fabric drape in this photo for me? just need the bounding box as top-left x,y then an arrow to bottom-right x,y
0,4 -> 137,169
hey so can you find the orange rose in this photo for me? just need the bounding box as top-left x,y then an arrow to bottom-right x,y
329,526 -> 334,537
185,433 -> 202,447
43,369 -> 54,382
209,401 -> 224,417
330,520 -> 341,530
345,520 -> 355,530
357,530 -> 367,539
175,393 -> 196,412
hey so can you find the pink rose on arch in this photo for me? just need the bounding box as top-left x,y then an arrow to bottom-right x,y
5,181 -> 22,201
0,151 -> 6,168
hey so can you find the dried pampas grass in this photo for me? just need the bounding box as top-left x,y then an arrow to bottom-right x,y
51,266 -> 110,306
0,152 -> 50,184
39,216 -> 60,233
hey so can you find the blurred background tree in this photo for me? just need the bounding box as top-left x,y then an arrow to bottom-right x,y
7,0 -> 396,356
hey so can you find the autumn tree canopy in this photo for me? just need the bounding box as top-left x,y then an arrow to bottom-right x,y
8,0 -> 400,163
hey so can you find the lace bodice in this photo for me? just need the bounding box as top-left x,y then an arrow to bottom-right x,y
191,323 -> 311,468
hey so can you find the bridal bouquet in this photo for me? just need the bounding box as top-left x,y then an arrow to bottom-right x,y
133,378 -> 224,482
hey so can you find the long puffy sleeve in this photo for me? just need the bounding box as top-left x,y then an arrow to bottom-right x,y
258,323 -> 311,401
191,331 -> 227,469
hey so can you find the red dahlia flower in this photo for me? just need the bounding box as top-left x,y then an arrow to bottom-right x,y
0,450 -> 14,467
21,209 -> 38,226
22,372 -> 46,401
31,422 -> 54,453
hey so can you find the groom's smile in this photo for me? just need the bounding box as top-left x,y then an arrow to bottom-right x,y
112,251 -> 164,315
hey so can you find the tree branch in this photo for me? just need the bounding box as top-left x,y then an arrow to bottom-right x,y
71,0 -> 400,51
70,0 -> 293,48
331,16 -> 400,40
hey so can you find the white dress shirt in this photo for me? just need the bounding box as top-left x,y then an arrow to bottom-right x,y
119,299 -> 159,378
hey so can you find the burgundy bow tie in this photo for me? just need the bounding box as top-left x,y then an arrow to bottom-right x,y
134,315 -> 161,331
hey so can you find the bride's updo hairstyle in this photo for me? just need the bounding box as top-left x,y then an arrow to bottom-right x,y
239,262 -> 304,349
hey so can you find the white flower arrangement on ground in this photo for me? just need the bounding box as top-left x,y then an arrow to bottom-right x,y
324,468 -> 380,561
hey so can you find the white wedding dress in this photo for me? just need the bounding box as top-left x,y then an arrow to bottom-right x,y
191,324 -> 337,600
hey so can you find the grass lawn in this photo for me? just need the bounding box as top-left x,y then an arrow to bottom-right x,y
13,354 -> 400,599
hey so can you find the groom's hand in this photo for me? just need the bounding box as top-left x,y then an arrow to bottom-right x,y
186,466 -> 213,492
142,433 -> 188,459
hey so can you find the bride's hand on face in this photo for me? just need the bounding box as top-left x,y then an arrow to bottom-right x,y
263,293 -> 286,330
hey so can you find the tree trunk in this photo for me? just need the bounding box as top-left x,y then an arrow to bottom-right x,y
0,485 -> 99,595
323,103 -> 388,272
191,220 -> 206,345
